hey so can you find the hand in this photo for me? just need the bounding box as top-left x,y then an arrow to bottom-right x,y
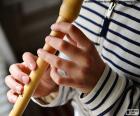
37,22 -> 105,94
5,52 -> 58,103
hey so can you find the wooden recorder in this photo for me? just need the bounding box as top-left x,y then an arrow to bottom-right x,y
9,0 -> 84,116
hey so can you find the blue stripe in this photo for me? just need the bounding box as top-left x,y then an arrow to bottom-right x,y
127,86 -> 135,110
79,15 -> 140,47
102,54 -> 140,77
81,5 -> 104,19
98,79 -> 130,116
85,68 -> 112,104
79,14 -> 140,47
89,0 -> 108,9
104,37 -> 140,58
111,19 -> 140,36
113,86 -> 134,116
80,6 -> 140,47
75,22 -> 100,37
103,46 -> 140,69
89,0 -> 140,23
79,14 -> 102,28
94,42 -> 100,46
118,1 -> 140,12
108,28 -> 140,47
114,10 -> 140,24
91,74 -> 119,111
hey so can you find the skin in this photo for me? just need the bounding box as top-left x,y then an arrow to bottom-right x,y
5,22 -> 105,104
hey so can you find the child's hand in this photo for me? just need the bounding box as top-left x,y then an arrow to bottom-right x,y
37,22 -> 105,94
5,52 -> 58,103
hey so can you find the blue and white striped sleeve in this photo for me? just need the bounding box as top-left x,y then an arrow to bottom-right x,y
80,64 -> 140,116
32,86 -> 76,107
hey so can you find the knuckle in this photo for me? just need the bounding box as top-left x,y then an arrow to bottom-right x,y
59,41 -> 68,50
55,58 -> 62,67
80,67 -> 89,76
56,78 -> 63,85
68,24 -> 76,32
7,91 -> 13,103
66,62 -> 73,69
22,52 -> 30,59
83,56 -> 92,67
9,64 -> 15,72
5,75 -> 10,85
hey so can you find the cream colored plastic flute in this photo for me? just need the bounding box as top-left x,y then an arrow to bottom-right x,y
9,0 -> 84,116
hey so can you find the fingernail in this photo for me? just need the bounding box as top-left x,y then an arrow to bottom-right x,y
37,49 -> 42,55
37,49 -> 45,57
29,63 -> 35,70
51,24 -> 55,29
22,76 -> 29,84
16,85 -> 23,94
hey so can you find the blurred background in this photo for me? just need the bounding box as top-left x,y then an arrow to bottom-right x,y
0,0 -> 73,115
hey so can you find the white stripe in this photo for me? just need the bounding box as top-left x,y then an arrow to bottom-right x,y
83,1 -> 107,15
102,56 -> 140,83
94,73 -> 126,115
80,64 -> 110,103
75,23 -> 100,43
110,21 -> 140,44
105,32 -> 140,64
132,87 -> 140,108
117,90 -> 131,115
102,47 -> 140,74
76,16 -> 101,35
112,8 -> 140,32
86,71 -> 116,111
116,3 -> 140,20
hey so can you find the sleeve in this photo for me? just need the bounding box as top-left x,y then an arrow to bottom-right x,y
80,64 -> 140,116
31,86 -> 76,107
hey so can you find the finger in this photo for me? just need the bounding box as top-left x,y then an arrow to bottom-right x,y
37,49 -> 76,73
64,35 -> 77,46
51,22 -> 91,49
22,52 -> 37,70
7,90 -> 18,104
18,63 -> 31,74
5,75 -> 23,94
45,36 -> 84,62
46,34 -> 77,46
50,66 -> 75,87
9,64 -> 30,84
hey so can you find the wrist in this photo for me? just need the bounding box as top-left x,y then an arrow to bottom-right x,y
84,62 -> 106,95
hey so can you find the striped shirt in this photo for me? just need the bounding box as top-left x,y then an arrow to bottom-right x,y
33,0 -> 140,116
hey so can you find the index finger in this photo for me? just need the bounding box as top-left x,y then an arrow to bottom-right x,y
51,22 -> 91,49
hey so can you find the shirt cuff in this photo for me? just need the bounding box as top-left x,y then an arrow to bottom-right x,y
79,64 -> 126,112
31,86 -> 63,107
